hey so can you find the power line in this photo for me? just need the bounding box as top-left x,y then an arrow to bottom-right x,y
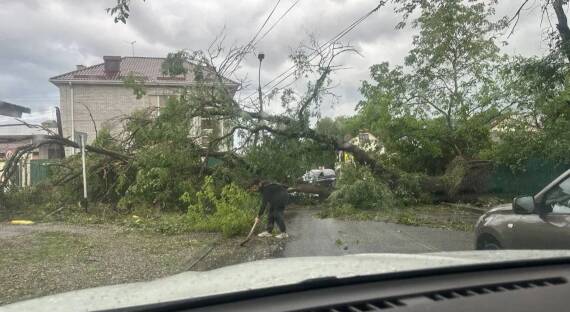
247,0 -> 282,47
223,0 -> 284,81
3,100 -> 59,105
254,0 -> 302,45
2,91 -> 60,96
241,1 -> 384,102
3,99 -> 59,102
265,4 -> 381,93
3,95 -> 59,99
3,94 -> 57,97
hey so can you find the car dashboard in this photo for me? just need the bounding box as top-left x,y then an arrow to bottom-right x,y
110,258 -> 570,312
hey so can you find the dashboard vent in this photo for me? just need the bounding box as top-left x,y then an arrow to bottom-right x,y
303,277 -> 566,312
310,299 -> 406,312
426,277 -> 566,302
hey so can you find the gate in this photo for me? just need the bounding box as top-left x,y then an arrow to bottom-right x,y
30,159 -> 55,186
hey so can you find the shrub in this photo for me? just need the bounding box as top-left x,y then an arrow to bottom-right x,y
182,176 -> 259,237
0,185 -> 64,221
328,165 -> 396,211
392,171 -> 432,205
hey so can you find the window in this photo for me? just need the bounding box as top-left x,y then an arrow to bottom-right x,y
201,118 -> 217,131
47,145 -> 64,159
200,118 -> 220,146
150,95 -> 178,116
545,177 -> 570,214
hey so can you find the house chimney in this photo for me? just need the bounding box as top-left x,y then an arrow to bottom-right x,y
103,56 -> 121,75
76,65 -> 86,70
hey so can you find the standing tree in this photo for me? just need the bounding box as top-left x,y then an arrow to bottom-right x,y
357,0 -> 511,173
403,0 -> 506,129
509,0 -> 570,63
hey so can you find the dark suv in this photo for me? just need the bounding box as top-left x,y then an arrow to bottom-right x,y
475,169 -> 570,250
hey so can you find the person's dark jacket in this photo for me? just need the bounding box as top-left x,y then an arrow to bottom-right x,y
257,182 -> 289,217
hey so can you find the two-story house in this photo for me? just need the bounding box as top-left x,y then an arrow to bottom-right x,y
49,56 -> 237,155
0,102 -> 62,186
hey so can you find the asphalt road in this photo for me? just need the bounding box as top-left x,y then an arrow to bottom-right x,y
280,206 -> 474,257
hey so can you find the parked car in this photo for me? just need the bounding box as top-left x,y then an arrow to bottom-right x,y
302,168 -> 336,187
475,169 -> 570,250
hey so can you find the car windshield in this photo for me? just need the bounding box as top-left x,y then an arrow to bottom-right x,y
1,0 -> 570,307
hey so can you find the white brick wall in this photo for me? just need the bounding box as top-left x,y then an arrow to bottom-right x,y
57,83 -> 232,154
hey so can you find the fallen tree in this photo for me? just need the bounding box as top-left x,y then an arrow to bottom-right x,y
288,183 -> 333,198
1,9 -> 505,211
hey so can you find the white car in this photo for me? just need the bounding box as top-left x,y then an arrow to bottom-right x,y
302,168 -> 336,186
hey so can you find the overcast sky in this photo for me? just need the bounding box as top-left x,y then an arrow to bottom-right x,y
0,0 -> 552,123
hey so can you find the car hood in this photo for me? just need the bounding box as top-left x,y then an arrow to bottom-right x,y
487,203 -> 512,214
4,250 -> 570,312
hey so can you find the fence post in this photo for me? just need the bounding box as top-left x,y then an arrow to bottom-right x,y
81,134 -> 88,211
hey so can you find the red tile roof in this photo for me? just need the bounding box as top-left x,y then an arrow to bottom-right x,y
50,56 -> 235,86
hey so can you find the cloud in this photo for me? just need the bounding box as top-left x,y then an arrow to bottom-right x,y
0,0 -> 551,121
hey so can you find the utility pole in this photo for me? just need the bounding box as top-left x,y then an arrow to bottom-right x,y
254,52 -> 265,146
130,41 -> 136,56
54,107 -> 65,158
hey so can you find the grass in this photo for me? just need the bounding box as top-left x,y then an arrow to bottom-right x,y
0,221 -> 283,305
0,227 -> 202,305
5,203 -> 254,238
2,232 -> 88,266
318,203 -> 486,232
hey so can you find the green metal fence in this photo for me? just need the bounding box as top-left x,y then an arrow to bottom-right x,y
491,159 -> 570,196
2,159 -> 55,187
30,159 -> 55,186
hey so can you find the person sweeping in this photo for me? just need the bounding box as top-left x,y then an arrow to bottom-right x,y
252,179 -> 289,239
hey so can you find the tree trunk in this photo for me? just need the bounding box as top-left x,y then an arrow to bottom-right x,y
553,0 -> 570,62
288,183 -> 332,198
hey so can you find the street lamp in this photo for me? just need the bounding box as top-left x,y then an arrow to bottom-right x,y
254,52 -> 265,146
257,52 -> 265,115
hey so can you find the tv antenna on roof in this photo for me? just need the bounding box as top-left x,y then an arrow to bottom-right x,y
124,40 -> 136,56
